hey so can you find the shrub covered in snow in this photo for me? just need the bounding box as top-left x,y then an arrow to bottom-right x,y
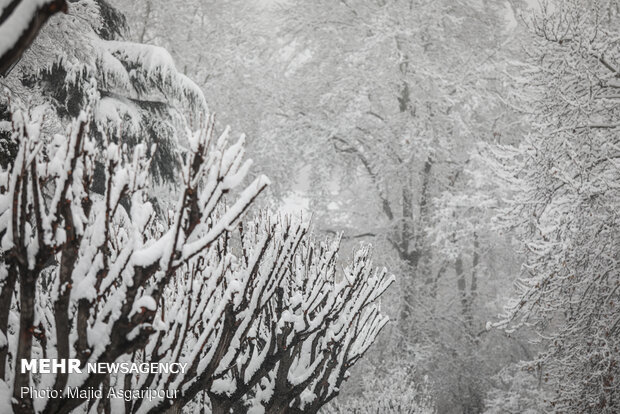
0,100 -> 393,413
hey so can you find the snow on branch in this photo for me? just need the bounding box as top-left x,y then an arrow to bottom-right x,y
0,0 -> 67,77
102,40 -> 208,112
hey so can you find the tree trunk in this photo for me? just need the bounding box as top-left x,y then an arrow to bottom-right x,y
469,231 -> 479,327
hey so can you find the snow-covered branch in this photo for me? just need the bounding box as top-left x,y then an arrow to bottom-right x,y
0,0 -> 67,77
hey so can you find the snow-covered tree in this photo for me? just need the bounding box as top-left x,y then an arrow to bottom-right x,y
1,0 -> 206,184
265,1 -> 527,411
234,240 -> 392,414
0,95 -> 392,413
0,96 -> 266,413
108,0 -> 300,198
488,0 -> 620,411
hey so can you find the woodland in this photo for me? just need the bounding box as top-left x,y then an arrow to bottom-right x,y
0,0 -> 619,413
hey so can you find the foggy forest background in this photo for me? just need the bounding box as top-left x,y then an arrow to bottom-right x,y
1,0 -> 619,413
